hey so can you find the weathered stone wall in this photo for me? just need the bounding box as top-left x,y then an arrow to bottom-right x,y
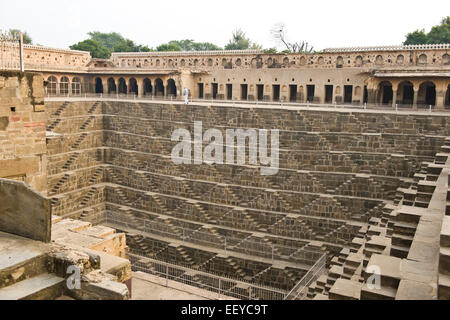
0,71 -> 47,193
0,178 -> 51,242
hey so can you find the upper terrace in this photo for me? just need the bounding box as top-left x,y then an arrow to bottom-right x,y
9,44 -> 449,74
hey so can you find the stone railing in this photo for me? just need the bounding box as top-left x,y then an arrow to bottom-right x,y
323,44 -> 450,53
0,30 -> 23,71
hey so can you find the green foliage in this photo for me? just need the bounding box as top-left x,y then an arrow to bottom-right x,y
156,39 -> 222,52
263,48 -> 278,54
8,29 -> 32,44
71,32 -> 152,58
156,42 -> 183,52
427,16 -> 450,44
404,29 -> 430,45
225,29 -> 261,50
404,16 -> 450,45
70,39 -> 111,59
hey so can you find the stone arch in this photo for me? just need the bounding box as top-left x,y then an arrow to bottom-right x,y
129,78 -> 138,95
299,56 -> 307,66
336,56 -> 344,67
397,81 -> 414,105
118,78 -> 127,94
180,59 -> 186,67
396,54 -> 405,65
47,76 -> 58,95
418,81 -> 436,106
60,76 -> 69,95
107,78 -> 117,94
375,55 -> 384,65
154,78 -> 165,97
208,58 -> 213,67
94,77 -> 103,94
283,57 -> 290,65
355,56 -> 363,67
167,79 -> 177,97
418,54 -> 428,65
235,58 -> 242,66
442,54 -> 450,65
71,77 -> 81,95
378,81 -> 393,105
143,78 -> 152,96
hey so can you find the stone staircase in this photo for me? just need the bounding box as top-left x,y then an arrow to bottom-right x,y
0,235 -> 64,300
47,118 -> 62,132
80,187 -> 98,207
50,173 -> 71,194
71,133 -> 88,149
62,152 -> 80,171
51,101 -> 70,118
80,116 -> 96,131
87,102 -> 100,114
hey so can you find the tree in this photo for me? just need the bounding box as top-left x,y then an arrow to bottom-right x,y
404,30 -> 428,45
70,32 -> 152,58
404,16 -> 450,45
225,29 -> 261,50
426,16 -> 450,44
70,39 -> 111,59
191,42 -> 222,51
156,40 -> 222,52
156,42 -> 183,52
271,23 -> 314,53
263,48 -> 278,54
8,29 -> 32,44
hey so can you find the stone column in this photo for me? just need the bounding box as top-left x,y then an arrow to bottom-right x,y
392,91 -> 397,109
436,82 -> 445,110
392,82 -> 398,109
367,89 -> 377,104
137,78 -> 144,98
413,88 -> 419,110
316,85 -> 325,104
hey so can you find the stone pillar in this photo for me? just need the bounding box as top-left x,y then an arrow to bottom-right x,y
367,89 -> 377,104
413,88 -> 419,110
137,79 -> 144,98
392,91 -> 397,109
436,82 -> 445,110
316,85 -> 325,104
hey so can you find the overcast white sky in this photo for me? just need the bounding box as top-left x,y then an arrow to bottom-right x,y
1,0 -> 449,51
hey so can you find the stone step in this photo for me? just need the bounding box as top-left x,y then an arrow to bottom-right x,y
0,234 -> 50,290
0,273 -> 65,300
361,282 -> 397,300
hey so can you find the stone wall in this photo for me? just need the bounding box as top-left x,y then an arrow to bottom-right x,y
0,178 -> 51,242
0,71 -> 47,193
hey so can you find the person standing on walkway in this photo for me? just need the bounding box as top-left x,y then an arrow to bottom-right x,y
183,87 -> 189,105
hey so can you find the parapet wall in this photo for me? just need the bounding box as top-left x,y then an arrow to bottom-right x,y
0,178 -> 51,242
